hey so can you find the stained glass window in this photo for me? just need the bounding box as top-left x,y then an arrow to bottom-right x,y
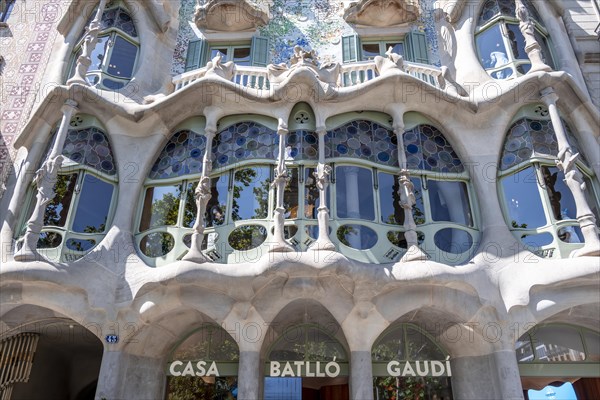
403,125 -> 464,173
213,122 -> 278,169
149,130 -> 207,179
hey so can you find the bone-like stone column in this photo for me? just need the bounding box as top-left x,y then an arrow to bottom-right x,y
309,129 -> 335,251
350,350 -> 374,400
67,0 -> 108,86
237,350 -> 261,400
394,125 -> 429,262
14,100 -> 78,262
183,127 -> 216,263
540,87 -> 600,257
515,0 -> 552,73
270,120 -> 295,252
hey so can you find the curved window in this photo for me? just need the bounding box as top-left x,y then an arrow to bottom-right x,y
476,0 -> 553,79
499,109 -> 600,259
68,2 -> 139,90
17,116 -> 117,261
323,116 -> 476,264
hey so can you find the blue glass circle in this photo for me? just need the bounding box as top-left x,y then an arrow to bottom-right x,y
407,144 -> 419,154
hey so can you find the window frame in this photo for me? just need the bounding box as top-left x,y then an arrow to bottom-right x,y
359,38 -> 405,61
0,0 -> 15,24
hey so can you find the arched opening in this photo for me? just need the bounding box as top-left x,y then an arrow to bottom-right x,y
372,323 -> 453,399
164,323 -> 240,399
262,300 -> 350,400
1,306 -> 103,400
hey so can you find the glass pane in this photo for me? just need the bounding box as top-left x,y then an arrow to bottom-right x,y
171,325 -> 239,361
387,231 -> 425,249
535,30 -> 554,69
506,23 -> 528,61
385,42 -> 404,56
115,7 -> 137,37
210,47 -> 228,61
106,35 -> 137,78
72,174 -> 114,233
406,328 -> 445,360
139,232 -> 175,257
361,43 -> 380,60
379,175 -> 424,225
149,130 -> 206,179
268,325 -> 346,361
491,67 -> 513,79
583,176 -> 600,223
541,166 -> 577,221
372,327 -> 405,361
531,326 -> 585,362
434,228 -> 473,254
516,337 -> 534,362
304,167 -> 329,219
520,232 -> 554,248
89,36 -> 109,72
206,174 -> 229,228
37,232 -> 63,249
168,377 -> 239,399
264,378 -> 301,400
139,185 -> 181,231
233,47 -> 251,66
101,78 -> 126,90
336,166 -> 375,220
374,377 -> 453,400
228,225 -> 267,251
183,182 -> 197,229
44,173 -> 78,227
557,225 -> 583,244
428,180 -> 472,226
501,167 -> 547,229
337,224 -> 378,250
477,24 -> 508,70
66,238 -> 96,251
283,168 -> 299,219
583,331 -> 600,362
232,167 -> 270,221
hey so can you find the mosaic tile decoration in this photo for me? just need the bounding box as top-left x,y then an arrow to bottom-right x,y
149,130 -> 207,179
63,128 -> 117,176
101,6 -> 138,37
500,118 -> 587,171
172,0 -> 441,75
0,0 -> 63,201
326,120 -> 399,167
287,130 -> 318,161
403,125 -> 464,173
212,122 -> 278,169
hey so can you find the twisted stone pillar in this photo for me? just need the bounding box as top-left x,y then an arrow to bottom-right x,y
14,100 -> 78,262
309,129 -> 335,251
183,128 -> 216,263
394,125 -> 428,261
515,0 -> 552,73
540,87 -> 600,257
67,0 -> 108,86
270,120 -> 294,252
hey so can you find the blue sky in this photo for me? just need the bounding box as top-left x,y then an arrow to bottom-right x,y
528,383 -> 577,400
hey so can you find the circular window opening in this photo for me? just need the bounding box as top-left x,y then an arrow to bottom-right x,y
337,224 -> 378,250
228,226 -> 267,251
140,232 -> 175,257
434,228 -> 473,254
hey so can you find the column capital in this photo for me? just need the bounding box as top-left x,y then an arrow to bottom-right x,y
61,99 -> 79,114
277,119 -> 288,135
393,122 -> 405,135
204,127 -> 217,138
316,127 -> 327,135
540,87 -> 558,105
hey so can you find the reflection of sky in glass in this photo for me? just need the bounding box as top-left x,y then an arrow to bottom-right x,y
90,36 -> 109,71
264,378 -> 301,400
501,167 -> 546,229
336,166 -> 374,220
72,175 -> 114,233
477,24 -> 506,68
528,383 -> 577,400
233,167 -> 270,221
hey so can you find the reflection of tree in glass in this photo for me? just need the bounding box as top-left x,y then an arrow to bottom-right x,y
511,220 -> 527,229
232,169 -> 256,221
150,188 -> 181,227
44,174 -> 78,226
232,168 -> 270,221
337,225 -> 358,246
167,376 -> 237,400
228,226 -> 267,251
183,182 -> 197,228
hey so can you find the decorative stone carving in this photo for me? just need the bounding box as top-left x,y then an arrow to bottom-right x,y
434,0 -> 467,23
267,46 -> 341,85
195,0 -> 270,32
14,100 -> 79,262
67,0 -> 107,86
540,87 -> 600,257
374,47 -> 405,76
205,52 -> 237,81
515,0 -> 552,73
343,0 -> 419,27
270,121 -> 295,253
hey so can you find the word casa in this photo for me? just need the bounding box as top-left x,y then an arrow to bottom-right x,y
386,360 -> 452,377
169,360 -> 220,377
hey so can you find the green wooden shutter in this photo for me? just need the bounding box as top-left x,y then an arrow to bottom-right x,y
251,36 -> 270,67
342,34 -> 361,63
185,39 -> 206,72
405,31 -> 429,64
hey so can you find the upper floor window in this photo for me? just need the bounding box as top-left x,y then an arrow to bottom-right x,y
184,37 -> 269,72
69,1 -> 139,90
342,31 -> 429,64
0,0 -> 15,24
17,116 -> 118,261
476,0 -> 554,79
498,107 -> 600,259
